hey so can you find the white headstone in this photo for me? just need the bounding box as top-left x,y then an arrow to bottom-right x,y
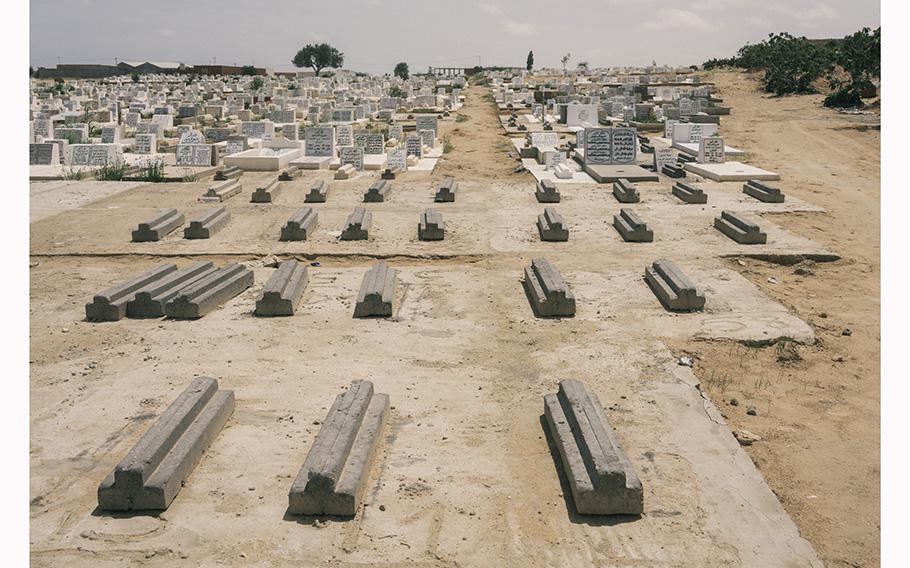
339,146 -> 364,170
698,136 -> 725,163
304,127 -> 334,157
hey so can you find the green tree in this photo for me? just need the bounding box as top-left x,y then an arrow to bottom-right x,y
824,27 -> 880,107
250,77 -> 264,91
560,53 -> 571,73
130,72 -> 140,83
577,61 -> 589,73
394,62 -> 409,80
292,43 -> 345,76
242,65 -> 257,76
526,51 -> 534,72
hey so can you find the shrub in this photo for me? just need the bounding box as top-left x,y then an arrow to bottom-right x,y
95,161 -> 127,181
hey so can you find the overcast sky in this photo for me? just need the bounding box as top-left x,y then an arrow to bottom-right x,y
30,0 -> 880,73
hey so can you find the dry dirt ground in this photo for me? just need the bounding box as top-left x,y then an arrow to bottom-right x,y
669,70 -> 880,568
28,78 -> 876,566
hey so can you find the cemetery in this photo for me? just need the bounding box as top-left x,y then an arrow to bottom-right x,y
27,45 -> 881,567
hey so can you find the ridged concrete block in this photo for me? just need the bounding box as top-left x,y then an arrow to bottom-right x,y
613,208 -> 653,242
364,179 -> 391,203
672,181 -> 707,204
165,263 -> 254,319
661,163 -> 686,178
86,264 -> 177,321
280,208 -> 318,241
354,262 -> 396,318
132,209 -> 185,242
537,207 -> 569,242
523,258 -> 575,317
184,207 -> 230,239
255,260 -> 309,316
334,164 -> 355,180
251,178 -> 281,203
544,379 -> 643,516
204,179 -> 242,202
97,377 -> 234,511
535,179 -> 560,203
714,210 -> 767,244
214,165 -> 242,180
612,178 -> 640,203
645,259 -> 705,311
434,177 -> 458,202
288,380 -> 389,516
743,179 -> 785,203
305,180 -> 328,203
341,207 -> 371,241
418,208 -> 445,241
127,261 -> 218,318
380,167 -> 397,180
553,163 -> 573,179
279,166 -> 301,181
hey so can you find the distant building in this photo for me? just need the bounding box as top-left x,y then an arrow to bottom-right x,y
34,64 -> 125,79
190,64 -> 267,76
117,61 -> 186,74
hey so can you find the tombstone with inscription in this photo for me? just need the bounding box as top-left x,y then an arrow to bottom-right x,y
365,133 -> 385,155
29,143 -> 59,165
653,147 -> 675,172
584,128 -> 612,165
611,128 -> 637,164
419,129 -> 435,149
176,144 -> 216,167
225,135 -> 249,156
134,134 -> 157,155
406,135 -> 423,158
386,148 -> 407,172
339,146 -> 364,171
335,124 -> 353,147
698,136 -> 725,164
415,116 -> 438,139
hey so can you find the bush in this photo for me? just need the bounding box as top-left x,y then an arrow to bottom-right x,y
137,159 -> 166,182
823,88 -> 863,108
95,161 -> 127,181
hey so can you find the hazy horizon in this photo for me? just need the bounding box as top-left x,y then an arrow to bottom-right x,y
30,0 -> 880,74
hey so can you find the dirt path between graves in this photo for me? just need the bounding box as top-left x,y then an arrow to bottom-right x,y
666,70 -> 880,568
434,87 -> 532,183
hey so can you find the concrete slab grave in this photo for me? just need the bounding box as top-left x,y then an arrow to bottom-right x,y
287,380 -> 389,516
184,207 -> 230,239
418,208 -> 445,241
544,379 -> 644,515
354,262 -> 396,318
644,259 -> 705,312
97,377 -> 234,511
255,260 -> 309,317
280,208 -> 318,241
165,263 -> 254,319
522,257 -> 576,317
131,208 -> 184,242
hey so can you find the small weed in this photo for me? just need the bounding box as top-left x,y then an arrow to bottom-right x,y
137,159 -> 166,182
62,167 -> 83,180
95,161 -> 127,181
456,114 -> 469,123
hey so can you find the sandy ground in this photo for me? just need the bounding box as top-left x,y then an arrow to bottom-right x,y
667,70 -> 880,568
28,80 -> 875,566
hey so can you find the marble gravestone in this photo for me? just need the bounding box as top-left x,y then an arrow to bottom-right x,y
340,146 -> 364,171
304,127 -> 335,157
698,136 -> 725,164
